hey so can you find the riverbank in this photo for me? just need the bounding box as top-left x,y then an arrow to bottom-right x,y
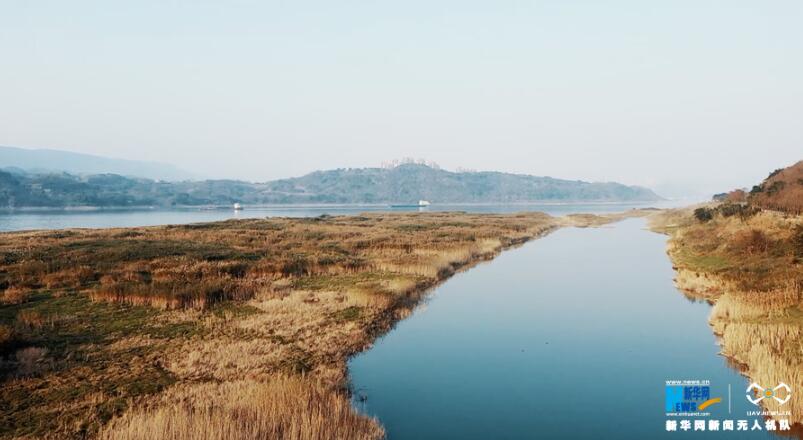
649,206 -> 802,425
0,211 -> 645,439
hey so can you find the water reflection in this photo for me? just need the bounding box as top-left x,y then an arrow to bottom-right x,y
348,219 -> 783,439
708,294 -> 803,428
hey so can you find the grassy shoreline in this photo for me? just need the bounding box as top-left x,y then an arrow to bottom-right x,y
0,211 -> 646,439
649,207 -> 803,426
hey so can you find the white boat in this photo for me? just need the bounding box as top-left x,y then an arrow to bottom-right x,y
390,200 -> 432,208
233,203 -> 243,210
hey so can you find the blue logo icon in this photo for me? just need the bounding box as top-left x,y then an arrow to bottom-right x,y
666,384 -> 720,413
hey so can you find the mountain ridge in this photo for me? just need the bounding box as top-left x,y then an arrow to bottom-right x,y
0,145 -> 197,181
0,163 -> 661,208
261,163 -> 661,204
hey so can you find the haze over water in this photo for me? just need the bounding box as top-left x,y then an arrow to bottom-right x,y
0,201 -> 686,232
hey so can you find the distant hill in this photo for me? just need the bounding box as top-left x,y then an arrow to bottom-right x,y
0,146 -> 197,181
0,164 -> 661,208
748,160 -> 803,214
261,164 -> 661,204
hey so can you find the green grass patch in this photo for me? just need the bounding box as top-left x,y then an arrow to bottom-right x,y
210,302 -> 263,319
677,250 -> 732,272
0,290 -> 196,438
292,272 -> 394,291
332,306 -> 362,323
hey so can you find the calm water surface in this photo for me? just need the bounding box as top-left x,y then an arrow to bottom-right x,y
349,219 -> 777,439
0,201 -> 684,232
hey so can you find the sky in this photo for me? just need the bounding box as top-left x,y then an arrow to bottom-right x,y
1,1 -> 801,198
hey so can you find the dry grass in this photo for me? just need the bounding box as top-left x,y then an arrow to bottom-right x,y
98,377 -> 383,440
709,290 -> 803,423
651,205 -> 803,424
651,208 -> 802,293
562,208 -> 655,228
0,212 -> 582,439
1,287 -> 29,305
0,213 -> 557,311
15,309 -> 47,329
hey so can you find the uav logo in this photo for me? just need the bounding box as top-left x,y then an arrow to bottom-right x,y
746,383 -> 792,405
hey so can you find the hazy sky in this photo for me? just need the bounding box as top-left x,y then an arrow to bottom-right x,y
1,1 -> 801,197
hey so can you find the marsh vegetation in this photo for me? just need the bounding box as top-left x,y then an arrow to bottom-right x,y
651,202 -> 802,425
3,211 -> 620,439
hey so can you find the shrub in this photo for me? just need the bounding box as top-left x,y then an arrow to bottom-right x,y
730,229 -> 773,255
766,180 -> 786,195
726,190 -> 747,203
693,207 -> 714,222
717,203 -> 758,220
281,255 -> 310,277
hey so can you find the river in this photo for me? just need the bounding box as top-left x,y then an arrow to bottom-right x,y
348,219 -> 780,439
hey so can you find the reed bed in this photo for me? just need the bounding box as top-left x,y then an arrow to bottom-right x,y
711,305 -> 803,423
0,212 -> 582,439
656,209 -> 802,294
0,213 -> 556,311
653,205 -> 803,424
98,377 -> 383,440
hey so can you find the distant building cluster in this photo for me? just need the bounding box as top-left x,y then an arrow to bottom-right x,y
379,159 -> 478,173
380,158 -> 441,170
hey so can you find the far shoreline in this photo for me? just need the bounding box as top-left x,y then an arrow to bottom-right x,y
0,199 -> 682,213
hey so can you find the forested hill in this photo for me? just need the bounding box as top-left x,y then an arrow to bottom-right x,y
0,164 -> 661,208
264,164 -> 660,204
748,160 -> 803,214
